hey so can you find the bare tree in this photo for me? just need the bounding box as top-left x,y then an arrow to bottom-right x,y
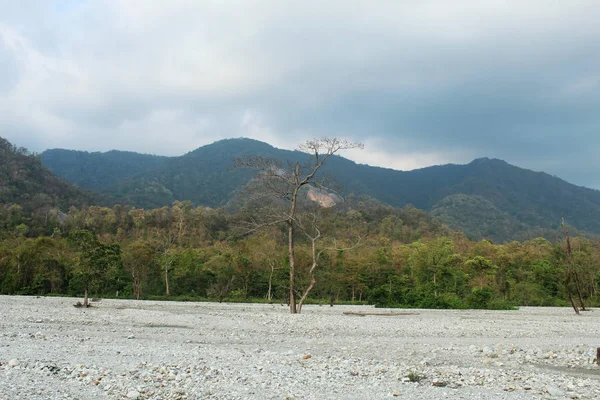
296,212 -> 362,313
234,138 -> 363,313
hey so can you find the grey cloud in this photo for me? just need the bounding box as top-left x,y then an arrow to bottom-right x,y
0,39 -> 19,93
1,1 -> 600,188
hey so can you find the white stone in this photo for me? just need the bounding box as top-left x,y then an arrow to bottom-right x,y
547,386 -> 564,396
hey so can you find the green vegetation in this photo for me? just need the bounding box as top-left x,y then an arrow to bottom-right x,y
2,136 -> 599,310
1,196 -> 598,309
40,148 -> 168,191
41,138 -> 600,242
407,371 -> 425,383
0,137 -> 98,236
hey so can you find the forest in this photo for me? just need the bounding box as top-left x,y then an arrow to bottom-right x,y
1,136 -> 599,311
1,198 -> 599,310
41,138 -> 600,243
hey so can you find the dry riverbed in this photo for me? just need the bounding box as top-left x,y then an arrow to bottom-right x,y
0,296 -> 599,399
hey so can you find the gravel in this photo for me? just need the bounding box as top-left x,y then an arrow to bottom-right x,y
1,295 -> 599,399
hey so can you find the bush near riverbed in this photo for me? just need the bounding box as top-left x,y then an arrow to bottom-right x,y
1,200 -> 599,310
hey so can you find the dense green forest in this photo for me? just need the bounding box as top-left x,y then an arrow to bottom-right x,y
2,136 -> 599,310
1,198 -> 599,309
41,138 -> 600,242
0,137 -> 97,236
40,148 -> 169,191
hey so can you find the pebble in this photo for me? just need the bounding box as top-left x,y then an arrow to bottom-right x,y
546,386 -> 564,396
2,297 -> 600,400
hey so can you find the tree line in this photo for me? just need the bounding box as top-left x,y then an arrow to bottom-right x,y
1,198 -> 598,310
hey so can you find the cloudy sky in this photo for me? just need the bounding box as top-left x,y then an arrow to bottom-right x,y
1,0 -> 599,188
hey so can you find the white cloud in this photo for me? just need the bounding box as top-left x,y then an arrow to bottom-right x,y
1,1 -> 600,187
343,137 -> 469,171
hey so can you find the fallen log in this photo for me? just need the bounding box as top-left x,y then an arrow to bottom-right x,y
343,311 -> 420,316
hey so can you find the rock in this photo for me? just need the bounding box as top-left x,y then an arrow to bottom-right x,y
126,390 -> 141,399
547,386 -> 564,396
8,359 -> 19,367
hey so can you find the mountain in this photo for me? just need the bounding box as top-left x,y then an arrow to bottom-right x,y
0,137 -> 97,234
40,148 -> 169,191
40,138 -> 600,242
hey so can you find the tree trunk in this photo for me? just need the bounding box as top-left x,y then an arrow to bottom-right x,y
297,234 -> 321,313
133,272 -> 141,300
267,262 -> 274,303
164,259 -> 170,297
288,222 -> 297,313
563,218 -> 580,314
567,274 -> 579,315
297,275 -> 316,314
573,271 -> 586,311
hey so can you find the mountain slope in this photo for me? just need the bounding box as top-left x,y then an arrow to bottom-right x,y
0,137 -> 98,234
40,138 -> 600,241
40,148 -> 168,190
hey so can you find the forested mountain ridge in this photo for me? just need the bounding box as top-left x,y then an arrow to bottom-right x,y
40,148 -> 169,190
39,138 -> 600,242
0,137 -> 97,235
2,136 -> 599,311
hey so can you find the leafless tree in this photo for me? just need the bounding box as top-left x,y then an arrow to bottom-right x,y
295,212 -> 362,313
234,138 -> 363,313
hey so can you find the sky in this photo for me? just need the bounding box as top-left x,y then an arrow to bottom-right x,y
1,0 -> 599,188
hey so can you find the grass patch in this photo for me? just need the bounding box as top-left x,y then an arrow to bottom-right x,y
407,371 -> 424,382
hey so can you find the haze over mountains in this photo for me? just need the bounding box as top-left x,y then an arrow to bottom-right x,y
38,138 -> 600,242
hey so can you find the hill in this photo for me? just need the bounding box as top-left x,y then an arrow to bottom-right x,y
0,137 -> 97,234
40,148 -> 168,191
40,138 -> 600,242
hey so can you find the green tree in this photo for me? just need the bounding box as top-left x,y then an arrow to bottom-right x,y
69,230 -> 121,306
465,256 -> 495,289
122,240 -> 155,300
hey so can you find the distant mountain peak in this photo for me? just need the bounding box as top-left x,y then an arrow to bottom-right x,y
186,137 -> 277,156
469,157 -> 508,165
37,137 -> 600,242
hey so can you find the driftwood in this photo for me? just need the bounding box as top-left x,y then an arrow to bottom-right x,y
343,311 -> 420,317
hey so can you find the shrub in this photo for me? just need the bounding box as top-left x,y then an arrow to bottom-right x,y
467,288 -> 494,309
407,371 -> 424,382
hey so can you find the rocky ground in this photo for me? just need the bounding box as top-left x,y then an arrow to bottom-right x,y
0,296 -> 599,399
